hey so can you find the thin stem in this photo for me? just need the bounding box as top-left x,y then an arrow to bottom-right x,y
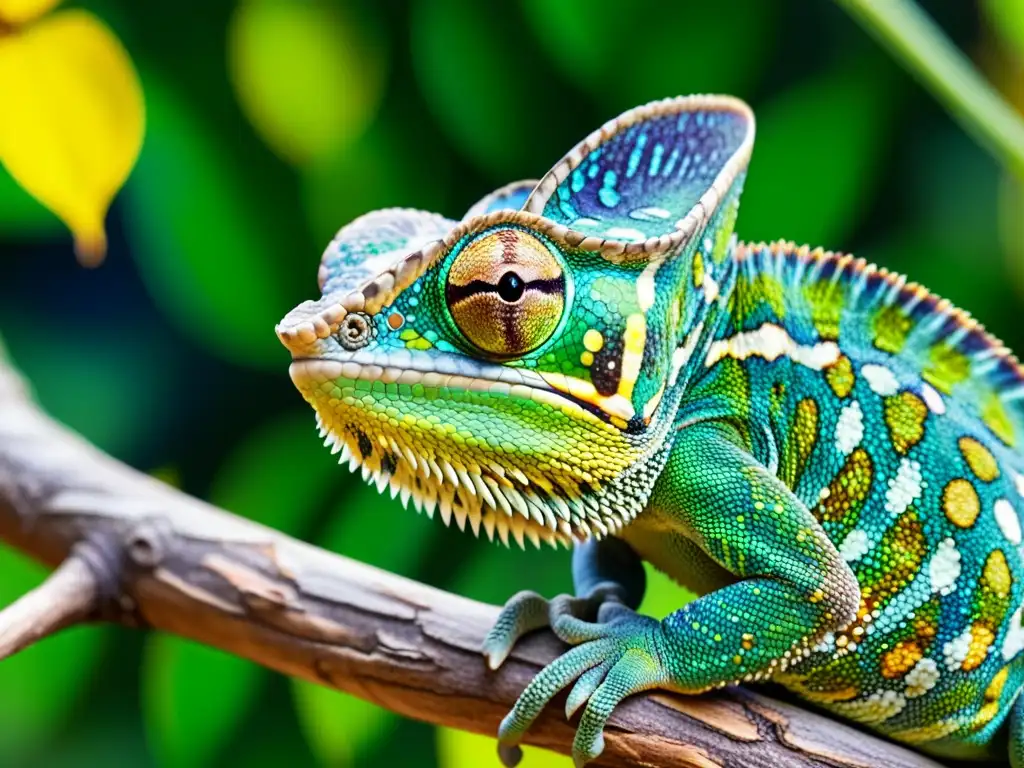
836,0 -> 1024,177
0,556 -> 97,660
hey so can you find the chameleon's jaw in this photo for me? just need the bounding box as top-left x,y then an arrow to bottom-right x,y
288,357 -> 645,549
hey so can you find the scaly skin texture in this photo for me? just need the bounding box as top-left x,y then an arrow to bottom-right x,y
276,95 -> 1024,767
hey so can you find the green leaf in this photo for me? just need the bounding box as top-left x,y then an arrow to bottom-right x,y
638,563 -> 694,621
0,326 -> 176,458
142,635 -> 264,768
410,0 -> 560,179
302,119 -> 452,248
123,74 -> 290,368
984,0 -> 1024,59
739,58 -> 896,246
290,479 -> 431,766
228,0 -> 387,167
521,0 -> 774,109
0,549 -> 107,760
437,726 -> 566,768
208,410 -> 341,534
0,163 -> 60,237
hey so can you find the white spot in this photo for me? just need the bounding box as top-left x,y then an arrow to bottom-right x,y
669,322 -> 704,386
702,271 -> 720,303
885,458 -> 923,516
995,498 -> 1022,545
928,538 -> 961,595
1002,607 -> 1024,662
921,383 -> 946,415
812,631 -> 836,654
835,401 -> 864,456
861,364 -> 900,396
571,217 -> 601,228
605,226 -> 647,243
706,323 -> 841,372
1014,470 -> 1024,498
904,658 -> 939,698
629,206 -> 671,221
943,626 -> 973,671
636,258 -> 665,312
838,529 -> 871,562
834,690 -> 907,724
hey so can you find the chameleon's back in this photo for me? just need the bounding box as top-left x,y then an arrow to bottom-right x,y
704,241 -> 1024,753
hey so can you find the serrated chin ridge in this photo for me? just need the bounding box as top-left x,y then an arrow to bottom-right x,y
314,413 -> 639,551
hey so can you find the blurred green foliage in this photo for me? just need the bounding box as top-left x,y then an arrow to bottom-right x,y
0,1 -> 1022,767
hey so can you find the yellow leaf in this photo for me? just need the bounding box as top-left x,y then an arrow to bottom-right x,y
0,0 -> 60,26
0,9 -> 144,264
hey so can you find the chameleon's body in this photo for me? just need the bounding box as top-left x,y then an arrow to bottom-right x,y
276,96 -> 1024,766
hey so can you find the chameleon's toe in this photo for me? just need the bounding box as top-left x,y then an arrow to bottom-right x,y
483,590 -> 551,669
482,583 -> 627,669
497,610 -> 668,766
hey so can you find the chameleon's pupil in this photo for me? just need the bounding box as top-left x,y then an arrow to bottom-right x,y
497,272 -> 525,302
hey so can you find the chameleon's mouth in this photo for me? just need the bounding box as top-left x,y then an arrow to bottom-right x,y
288,357 -> 641,549
288,354 -> 623,426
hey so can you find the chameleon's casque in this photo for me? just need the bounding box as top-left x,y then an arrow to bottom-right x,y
277,95 -> 1024,766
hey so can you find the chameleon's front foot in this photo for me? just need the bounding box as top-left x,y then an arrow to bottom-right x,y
487,601 -> 668,767
482,581 -> 632,670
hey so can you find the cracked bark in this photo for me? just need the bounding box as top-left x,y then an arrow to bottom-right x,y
0,343 -> 948,768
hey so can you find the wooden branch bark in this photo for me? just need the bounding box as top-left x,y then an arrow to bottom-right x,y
0,344 -> 948,768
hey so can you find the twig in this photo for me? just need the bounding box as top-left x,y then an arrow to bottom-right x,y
0,344 -> 946,767
0,555 -> 96,660
837,0 -> 1024,177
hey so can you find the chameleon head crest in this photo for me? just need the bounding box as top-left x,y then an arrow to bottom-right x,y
276,95 -> 755,547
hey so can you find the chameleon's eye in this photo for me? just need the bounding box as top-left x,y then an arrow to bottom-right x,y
445,228 -> 565,357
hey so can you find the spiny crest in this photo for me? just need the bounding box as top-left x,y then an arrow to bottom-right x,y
735,240 -> 1024,450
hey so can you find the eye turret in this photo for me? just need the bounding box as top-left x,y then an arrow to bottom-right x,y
445,228 -> 566,357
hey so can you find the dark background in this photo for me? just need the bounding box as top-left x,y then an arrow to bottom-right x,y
0,0 -> 1022,766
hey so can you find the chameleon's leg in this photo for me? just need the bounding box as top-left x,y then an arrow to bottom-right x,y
496,421 -> 861,767
1010,692 -> 1024,768
482,536 -> 646,670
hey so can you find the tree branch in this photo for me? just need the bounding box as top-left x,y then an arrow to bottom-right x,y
0,345 -> 946,768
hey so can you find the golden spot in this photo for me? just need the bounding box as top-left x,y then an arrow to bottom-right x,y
880,640 -> 923,679
795,685 -> 860,704
959,437 -> 1000,482
692,251 -> 705,288
981,392 -> 1016,447
583,329 -> 604,353
387,312 -> 405,330
963,623 -> 995,671
781,398 -> 818,489
825,355 -> 855,398
616,313 -> 646,402
580,351 -> 594,367
975,700 -> 1001,728
890,719 -> 960,743
943,478 -> 981,528
873,304 -> 913,355
985,666 -> 1010,702
817,448 -> 873,525
741,633 -> 756,650
884,391 -> 928,455
923,343 -> 971,395
982,550 -> 1012,599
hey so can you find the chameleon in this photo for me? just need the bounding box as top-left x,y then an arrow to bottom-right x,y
275,95 -> 1024,767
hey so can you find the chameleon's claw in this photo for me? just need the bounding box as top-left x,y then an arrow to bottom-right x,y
483,590 -> 551,669
483,582 -> 629,669
495,608 -> 668,766
497,744 -> 523,768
